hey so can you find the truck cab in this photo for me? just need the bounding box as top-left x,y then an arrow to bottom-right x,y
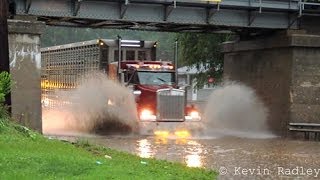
109,60 -> 202,136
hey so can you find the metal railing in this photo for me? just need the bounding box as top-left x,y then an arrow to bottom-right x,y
289,122 -> 320,141
298,0 -> 320,16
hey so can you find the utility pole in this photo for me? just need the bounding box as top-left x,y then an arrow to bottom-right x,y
117,35 -> 123,82
174,39 -> 178,84
0,0 -> 12,111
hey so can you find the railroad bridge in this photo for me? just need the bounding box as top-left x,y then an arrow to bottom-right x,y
5,0 -> 320,135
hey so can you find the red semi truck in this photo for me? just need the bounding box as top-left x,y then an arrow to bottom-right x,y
41,38 -> 202,136
109,60 -> 202,136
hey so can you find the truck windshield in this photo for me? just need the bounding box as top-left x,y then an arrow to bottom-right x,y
137,71 -> 175,85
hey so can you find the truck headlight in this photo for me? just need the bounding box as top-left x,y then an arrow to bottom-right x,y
140,109 -> 156,121
185,110 -> 201,121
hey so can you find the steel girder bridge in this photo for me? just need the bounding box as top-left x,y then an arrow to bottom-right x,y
10,0 -> 320,33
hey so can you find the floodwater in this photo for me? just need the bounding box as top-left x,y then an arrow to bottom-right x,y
86,135 -> 320,180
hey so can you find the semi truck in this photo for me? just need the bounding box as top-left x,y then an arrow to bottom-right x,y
41,38 -> 202,136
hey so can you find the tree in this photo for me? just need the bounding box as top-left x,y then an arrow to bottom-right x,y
177,33 -> 231,88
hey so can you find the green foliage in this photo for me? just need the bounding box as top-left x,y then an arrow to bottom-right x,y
0,118 -> 6,132
75,138 -> 91,148
177,33 -> 231,88
12,124 -> 38,140
0,71 -> 11,103
0,71 -> 11,131
0,104 -> 9,121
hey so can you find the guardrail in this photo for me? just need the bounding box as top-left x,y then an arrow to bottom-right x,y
289,122 -> 320,141
299,0 -> 320,16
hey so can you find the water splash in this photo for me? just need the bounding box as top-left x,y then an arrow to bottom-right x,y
42,72 -> 138,135
203,82 -> 276,139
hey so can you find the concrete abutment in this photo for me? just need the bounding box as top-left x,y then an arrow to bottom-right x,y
223,31 -> 320,136
8,19 -> 45,132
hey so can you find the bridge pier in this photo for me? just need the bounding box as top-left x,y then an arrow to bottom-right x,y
223,31 -> 320,136
8,19 -> 45,132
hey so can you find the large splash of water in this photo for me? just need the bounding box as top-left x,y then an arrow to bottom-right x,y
203,82 -> 276,139
42,72 -> 138,135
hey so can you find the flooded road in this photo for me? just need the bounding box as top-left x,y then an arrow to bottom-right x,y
87,136 -> 320,180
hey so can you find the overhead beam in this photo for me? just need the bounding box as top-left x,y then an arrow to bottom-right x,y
119,0 -> 129,19
206,1 -> 220,24
163,4 -> 174,21
288,12 -> 300,29
248,10 -> 257,26
71,0 -> 81,16
12,0 -> 308,30
24,0 -> 31,13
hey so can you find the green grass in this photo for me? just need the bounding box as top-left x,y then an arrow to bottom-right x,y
0,119 -> 217,180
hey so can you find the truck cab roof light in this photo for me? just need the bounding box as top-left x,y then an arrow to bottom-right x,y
147,64 -> 161,69
162,65 -> 174,69
127,64 -> 140,68
121,40 -> 140,43
121,44 -> 141,47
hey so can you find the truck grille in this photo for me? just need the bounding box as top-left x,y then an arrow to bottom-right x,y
157,89 -> 185,121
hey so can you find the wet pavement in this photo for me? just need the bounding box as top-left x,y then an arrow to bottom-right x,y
87,135 -> 320,180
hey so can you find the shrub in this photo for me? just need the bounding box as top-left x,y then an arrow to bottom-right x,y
0,71 -> 11,102
0,71 -> 11,131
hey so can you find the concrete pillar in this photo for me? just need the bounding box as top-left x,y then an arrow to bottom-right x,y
223,31 -> 320,136
8,19 -> 45,132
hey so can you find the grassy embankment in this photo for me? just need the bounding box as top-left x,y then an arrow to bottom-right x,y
0,119 -> 217,179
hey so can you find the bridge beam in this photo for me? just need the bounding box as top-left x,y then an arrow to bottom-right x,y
12,0 -> 301,31
8,18 -> 45,132
24,0 -> 31,14
119,1 -> 129,19
163,4 -> 173,21
223,31 -> 320,136
71,0 -> 81,16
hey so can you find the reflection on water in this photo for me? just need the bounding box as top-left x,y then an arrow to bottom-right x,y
81,135 -> 320,179
155,137 -> 168,145
185,154 -> 202,167
184,140 -> 204,167
137,139 -> 154,158
136,137 -> 205,168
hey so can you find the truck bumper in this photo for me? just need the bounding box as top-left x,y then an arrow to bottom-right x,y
138,121 -> 204,136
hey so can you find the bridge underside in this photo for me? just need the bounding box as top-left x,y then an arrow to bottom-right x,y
12,0 -> 308,32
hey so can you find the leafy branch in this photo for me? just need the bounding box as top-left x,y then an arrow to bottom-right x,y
177,33 -> 231,89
